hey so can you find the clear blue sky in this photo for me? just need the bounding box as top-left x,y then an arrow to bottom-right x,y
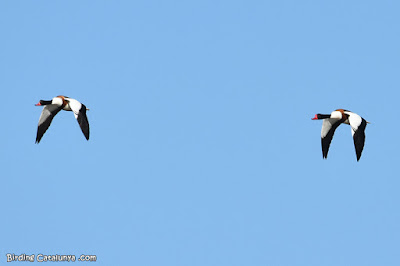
1,1 -> 399,265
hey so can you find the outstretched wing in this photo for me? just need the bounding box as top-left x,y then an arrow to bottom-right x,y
67,98 -> 90,140
36,104 -> 63,143
321,118 -> 343,159
348,112 -> 367,161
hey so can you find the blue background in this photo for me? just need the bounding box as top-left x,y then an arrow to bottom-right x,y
1,1 -> 399,265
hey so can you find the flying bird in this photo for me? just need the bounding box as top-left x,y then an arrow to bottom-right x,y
312,109 -> 368,161
35,95 -> 90,143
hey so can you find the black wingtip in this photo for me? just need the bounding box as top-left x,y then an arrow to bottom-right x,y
36,129 -> 44,144
82,126 -> 89,141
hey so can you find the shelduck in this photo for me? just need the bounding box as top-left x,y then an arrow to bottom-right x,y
312,109 -> 368,161
35,95 -> 90,143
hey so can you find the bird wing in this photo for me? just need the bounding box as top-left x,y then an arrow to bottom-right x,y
67,98 -> 90,140
347,112 -> 367,161
36,104 -> 63,143
321,118 -> 343,159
